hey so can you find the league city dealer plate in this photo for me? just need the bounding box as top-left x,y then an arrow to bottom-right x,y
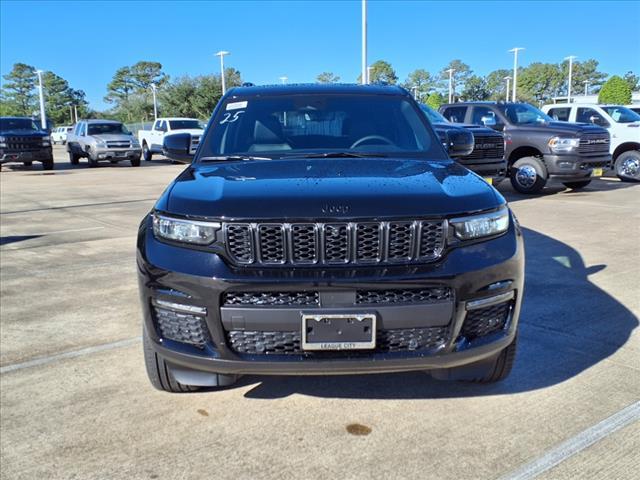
591,168 -> 603,177
301,313 -> 376,351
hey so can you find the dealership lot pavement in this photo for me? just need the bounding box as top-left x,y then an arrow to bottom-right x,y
1,146 -> 639,480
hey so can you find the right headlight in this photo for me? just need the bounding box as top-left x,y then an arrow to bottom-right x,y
450,207 -> 510,240
95,139 -> 107,148
152,213 -> 220,245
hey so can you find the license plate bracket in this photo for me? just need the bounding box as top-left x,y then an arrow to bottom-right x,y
591,167 -> 603,177
301,313 -> 376,351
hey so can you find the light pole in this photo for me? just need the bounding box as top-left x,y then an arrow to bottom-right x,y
411,85 -> 419,100
150,84 -> 158,120
504,76 -> 512,102
583,80 -> 590,96
215,50 -> 230,95
509,47 -> 524,102
367,66 -> 373,84
36,70 -> 46,129
446,68 -> 455,103
73,105 -> 78,123
565,55 -> 577,103
279,76 -> 288,84
361,0 -> 367,84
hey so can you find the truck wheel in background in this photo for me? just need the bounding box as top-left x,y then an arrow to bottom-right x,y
563,180 -> 591,190
142,142 -> 152,161
131,155 -> 141,167
87,148 -> 98,168
509,157 -> 547,194
614,150 -> 640,182
68,150 -> 80,165
23,161 -> 33,166
42,157 -> 54,170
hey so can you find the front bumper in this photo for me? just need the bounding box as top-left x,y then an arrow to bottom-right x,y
94,148 -> 141,160
543,153 -> 612,180
460,159 -> 507,184
137,214 -> 525,376
0,148 -> 52,164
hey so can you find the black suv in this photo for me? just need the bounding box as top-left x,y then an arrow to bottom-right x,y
138,84 -> 524,393
0,117 -> 54,170
420,104 -> 506,185
440,102 -> 611,194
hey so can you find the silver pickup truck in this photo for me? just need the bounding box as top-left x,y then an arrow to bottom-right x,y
66,120 -> 142,167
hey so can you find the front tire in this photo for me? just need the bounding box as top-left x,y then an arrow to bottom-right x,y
131,155 -> 141,167
431,337 -> 518,383
87,148 -> 98,168
142,142 -> 152,161
42,157 -> 54,170
510,157 -> 547,194
143,332 -> 200,393
563,180 -> 591,190
614,150 -> 640,182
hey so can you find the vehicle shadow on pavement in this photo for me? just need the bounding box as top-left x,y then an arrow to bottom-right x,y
242,227 -> 638,399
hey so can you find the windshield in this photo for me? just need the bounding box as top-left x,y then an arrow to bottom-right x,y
600,106 -> 640,123
199,93 -> 444,160
498,103 -> 553,125
169,120 -> 204,130
87,123 -> 130,136
0,118 -> 39,131
419,104 -> 448,124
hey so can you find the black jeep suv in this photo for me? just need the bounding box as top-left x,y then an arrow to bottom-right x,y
420,104 -> 506,185
0,117 -> 54,170
137,84 -> 524,393
440,102 -> 611,194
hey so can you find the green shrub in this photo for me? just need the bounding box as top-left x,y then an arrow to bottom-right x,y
598,76 -> 632,104
426,92 -> 446,110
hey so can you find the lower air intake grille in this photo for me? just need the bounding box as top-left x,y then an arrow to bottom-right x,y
222,291 -> 320,307
153,307 -> 210,348
461,301 -> 511,340
227,327 -> 448,355
356,287 -> 451,305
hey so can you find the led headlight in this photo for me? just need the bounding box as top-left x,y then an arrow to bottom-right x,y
152,213 -> 220,245
450,207 -> 509,240
548,136 -> 579,153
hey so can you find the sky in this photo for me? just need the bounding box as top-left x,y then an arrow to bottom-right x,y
2,0 -> 639,110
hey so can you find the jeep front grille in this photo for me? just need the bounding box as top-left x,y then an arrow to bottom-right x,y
224,220 -> 446,266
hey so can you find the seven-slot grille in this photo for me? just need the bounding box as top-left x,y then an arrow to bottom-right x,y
224,220 -> 446,266
578,133 -> 610,154
464,135 -> 504,160
5,136 -> 43,151
189,135 -> 201,154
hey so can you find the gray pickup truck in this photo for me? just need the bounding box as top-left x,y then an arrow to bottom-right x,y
440,102 -> 611,194
66,120 -> 142,167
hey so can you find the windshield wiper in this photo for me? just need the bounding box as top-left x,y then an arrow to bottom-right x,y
199,155 -> 273,162
296,152 -> 388,159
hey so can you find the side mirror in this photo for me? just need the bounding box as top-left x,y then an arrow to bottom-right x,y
481,115 -> 496,127
163,133 -> 194,163
445,129 -> 474,158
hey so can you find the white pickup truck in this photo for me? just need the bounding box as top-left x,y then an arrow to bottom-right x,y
542,103 -> 640,181
138,117 -> 205,161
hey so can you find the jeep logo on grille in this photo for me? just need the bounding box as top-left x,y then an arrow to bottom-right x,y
322,204 -> 350,214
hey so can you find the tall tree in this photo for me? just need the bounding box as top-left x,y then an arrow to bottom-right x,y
316,72 -> 340,83
623,71 -> 639,92
425,92 -> 445,110
560,58 -> 607,96
2,63 -> 37,115
517,63 -> 563,104
104,67 -> 135,106
439,60 -> 472,99
358,60 -> 398,84
598,76 -> 632,104
402,69 -> 436,102
129,61 -> 168,91
42,71 -> 74,125
461,75 -> 490,101
485,69 -> 511,101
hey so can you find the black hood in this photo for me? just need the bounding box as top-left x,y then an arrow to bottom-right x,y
160,158 -> 502,220
0,129 -> 47,137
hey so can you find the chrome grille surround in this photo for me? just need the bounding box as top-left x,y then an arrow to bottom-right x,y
224,220 -> 447,266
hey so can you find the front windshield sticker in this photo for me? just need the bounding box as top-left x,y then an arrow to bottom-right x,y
226,101 -> 248,110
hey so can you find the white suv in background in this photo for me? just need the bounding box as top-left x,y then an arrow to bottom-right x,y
51,126 -> 73,145
542,103 -> 640,181
138,117 -> 204,162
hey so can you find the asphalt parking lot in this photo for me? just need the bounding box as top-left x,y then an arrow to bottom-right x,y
1,145 -> 639,480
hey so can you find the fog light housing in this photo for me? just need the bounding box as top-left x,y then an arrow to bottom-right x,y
152,299 -> 210,348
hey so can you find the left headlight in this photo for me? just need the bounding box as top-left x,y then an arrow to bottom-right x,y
131,138 -> 140,147
42,135 -> 51,146
152,213 -> 220,245
450,207 -> 510,240
548,136 -> 579,153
